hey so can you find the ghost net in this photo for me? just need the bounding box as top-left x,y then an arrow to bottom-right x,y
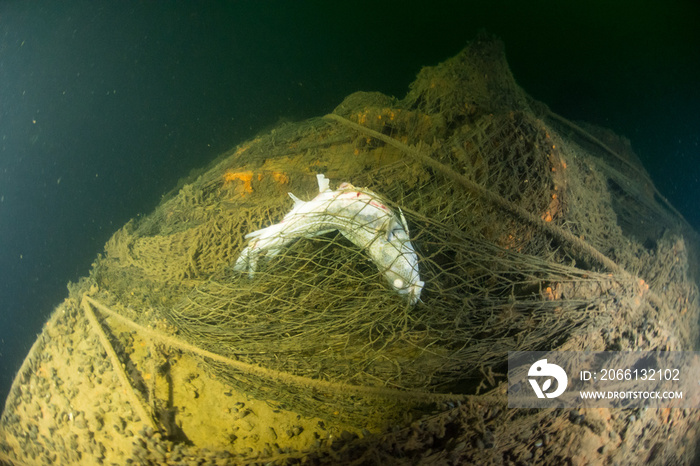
2,34 -> 699,465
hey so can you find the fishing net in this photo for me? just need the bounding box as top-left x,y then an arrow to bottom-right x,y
2,34 -> 699,465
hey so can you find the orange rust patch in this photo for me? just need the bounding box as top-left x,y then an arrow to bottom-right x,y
223,171 -> 254,195
223,170 -> 289,197
271,171 -> 289,184
544,286 -> 555,300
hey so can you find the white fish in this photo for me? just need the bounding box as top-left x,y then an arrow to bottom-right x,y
234,174 -> 424,305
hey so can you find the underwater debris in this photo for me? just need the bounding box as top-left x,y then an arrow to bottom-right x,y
234,174 -> 424,305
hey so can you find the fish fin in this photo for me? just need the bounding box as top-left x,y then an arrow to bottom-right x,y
244,228 -> 263,240
384,216 -> 403,241
384,219 -> 393,241
288,192 -> 304,207
244,223 -> 279,240
316,173 -> 330,192
232,248 -> 249,272
398,208 -> 409,231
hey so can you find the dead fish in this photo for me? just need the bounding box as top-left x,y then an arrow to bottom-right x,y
234,174 -> 423,305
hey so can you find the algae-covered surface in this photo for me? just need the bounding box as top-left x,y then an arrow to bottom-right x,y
0,289 -> 367,465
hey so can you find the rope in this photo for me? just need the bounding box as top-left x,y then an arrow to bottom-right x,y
544,110 -> 689,227
81,296 -> 158,430
324,113 -> 626,276
82,295 -> 490,405
323,112 -> 672,317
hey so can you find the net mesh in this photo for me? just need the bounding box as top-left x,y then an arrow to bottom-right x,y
90,37 -> 699,426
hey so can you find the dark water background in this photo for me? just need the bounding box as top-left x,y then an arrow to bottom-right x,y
1,1 -> 698,405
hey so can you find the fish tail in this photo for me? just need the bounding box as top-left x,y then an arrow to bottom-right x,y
233,246 -> 258,277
